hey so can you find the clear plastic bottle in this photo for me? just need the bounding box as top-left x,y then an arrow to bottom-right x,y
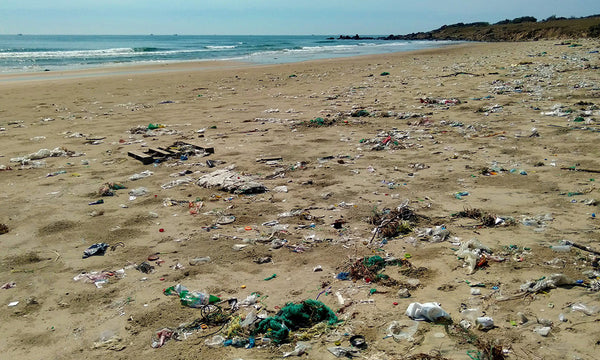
550,245 -> 571,252
189,256 -> 211,265
163,284 -> 220,307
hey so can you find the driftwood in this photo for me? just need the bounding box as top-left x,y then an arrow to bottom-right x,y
560,167 -> 600,174
440,71 -> 482,77
563,240 -> 600,256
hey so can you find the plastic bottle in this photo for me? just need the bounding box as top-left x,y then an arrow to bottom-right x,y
550,245 -> 571,252
476,316 -> 494,330
204,334 -> 225,347
163,284 -> 220,307
189,256 -> 211,265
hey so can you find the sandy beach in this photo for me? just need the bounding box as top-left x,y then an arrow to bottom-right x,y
1,39 -> 599,360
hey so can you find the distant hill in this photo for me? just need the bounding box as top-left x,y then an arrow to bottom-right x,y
338,15 -> 600,41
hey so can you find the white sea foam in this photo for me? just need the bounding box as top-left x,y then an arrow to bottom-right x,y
205,45 -> 237,50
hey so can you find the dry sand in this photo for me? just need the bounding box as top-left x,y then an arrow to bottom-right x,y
1,39 -> 599,360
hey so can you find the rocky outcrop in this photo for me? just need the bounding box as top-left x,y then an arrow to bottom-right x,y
338,16 -> 600,42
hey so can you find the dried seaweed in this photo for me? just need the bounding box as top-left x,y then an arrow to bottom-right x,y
368,202 -> 419,240
445,323 -> 506,360
453,207 -> 514,228
348,256 -> 411,284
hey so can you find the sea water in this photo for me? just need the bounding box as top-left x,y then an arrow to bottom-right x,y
0,34 -> 457,73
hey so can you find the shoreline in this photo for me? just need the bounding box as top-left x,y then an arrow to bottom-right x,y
0,42 -> 475,83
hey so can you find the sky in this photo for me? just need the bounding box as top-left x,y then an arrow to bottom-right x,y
1,0 -> 599,35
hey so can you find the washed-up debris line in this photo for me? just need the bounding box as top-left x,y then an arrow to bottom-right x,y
128,140 -> 214,165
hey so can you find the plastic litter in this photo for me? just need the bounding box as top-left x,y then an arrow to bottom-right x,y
10,147 -> 82,163
129,170 -> 154,181
283,342 -> 311,357
196,167 -> 267,194
416,226 -> 450,242
476,316 -> 494,330
82,243 -> 110,258
327,346 -> 360,358
128,187 -> 148,197
405,302 -> 451,323
241,310 -> 258,328
520,273 -> 577,293
163,284 -> 220,307
189,257 -> 211,265
1,281 -> 16,289
456,238 -> 492,274
161,178 -> 193,189
151,328 -> 174,348
533,326 -> 551,337
571,302 -> 599,315
136,261 -> 155,273
349,334 -> 367,348
205,334 -> 225,347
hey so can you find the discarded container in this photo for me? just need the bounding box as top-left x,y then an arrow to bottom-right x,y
397,288 -> 411,298
129,187 -> 148,196
129,170 -> 154,181
82,243 -> 110,258
349,335 -> 367,348
571,302 -> 599,315
327,346 -> 360,358
283,342 -> 310,357
205,334 -> 225,347
164,284 -> 220,307
550,245 -> 571,252
189,257 -> 211,265
386,320 -> 418,341
520,273 -> 577,293
533,326 -> 551,337
405,302 -> 451,323
241,310 -> 258,328
476,317 -> 494,330
137,261 -> 155,273
455,191 -> 469,199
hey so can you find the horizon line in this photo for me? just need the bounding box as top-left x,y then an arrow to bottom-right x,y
0,33 -> 407,37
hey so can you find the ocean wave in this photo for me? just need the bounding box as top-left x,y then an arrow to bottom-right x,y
0,47 -> 135,59
205,45 -> 237,50
0,47 -> 210,59
133,47 -> 163,52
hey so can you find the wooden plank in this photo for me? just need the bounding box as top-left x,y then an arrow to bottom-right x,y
128,151 -> 154,165
177,140 -> 214,154
148,147 -> 173,156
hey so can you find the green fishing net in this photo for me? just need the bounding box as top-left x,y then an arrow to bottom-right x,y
254,299 -> 338,344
